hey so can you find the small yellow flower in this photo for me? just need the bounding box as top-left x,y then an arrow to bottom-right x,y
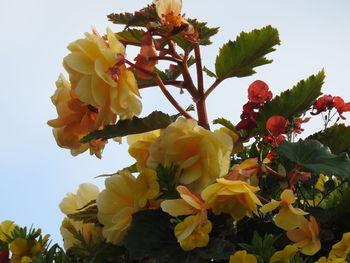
97,171 -> 139,245
260,189 -> 308,230
202,178 -> 262,221
314,257 -> 347,263
59,183 -> 100,215
269,244 -> 299,263
315,174 -> 329,192
328,232 -> 350,259
147,118 -> 233,192
0,220 -> 16,242
287,216 -> 321,256
174,214 -> 212,251
134,168 -> 160,207
9,238 -> 41,263
60,218 -> 103,250
47,74 -> 109,158
127,130 -> 160,169
227,158 -> 260,186
63,27 -> 141,124
229,250 -> 257,263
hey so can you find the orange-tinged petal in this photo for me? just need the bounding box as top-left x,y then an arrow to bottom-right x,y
260,200 -> 281,213
160,199 -> 194,216
177,185 -> 203,210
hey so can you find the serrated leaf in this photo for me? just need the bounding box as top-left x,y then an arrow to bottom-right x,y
279,139 -> 350,180
212,118 -> 238,133
171,18 -> 219,51
308,124 -> 350,154
256,70 -> 325,134
203,66 -> 217,78
215,26 -> 280,80
81,111 -> 172,143
67,205 -> 98,224
107,5 -> 158,28
115,29 -> 145,44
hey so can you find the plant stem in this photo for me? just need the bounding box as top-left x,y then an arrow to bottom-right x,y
148,56 -> 182,64
204,78 -> 223,99
139,81 -> 183,89
154,75 -> 194,119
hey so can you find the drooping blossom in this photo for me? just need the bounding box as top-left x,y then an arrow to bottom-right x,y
229,250 -> 257,263
202,178 -> 262,221
146,118 -> 233,192
286,216 -> 321,256
333,96 -> 350,120
47,75 -> 109,158
248,80 -> 272,104
266,116 -> 289,137
261,189 -> 308,230
311,94 -> 350,120
63,27 -> 141,124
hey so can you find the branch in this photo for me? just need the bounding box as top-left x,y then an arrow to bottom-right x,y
139,81 -> 183,89
204,78 -> 223,99
154,75 -> 194,119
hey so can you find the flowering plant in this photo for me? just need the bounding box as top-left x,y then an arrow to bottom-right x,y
2,1 -> 350,262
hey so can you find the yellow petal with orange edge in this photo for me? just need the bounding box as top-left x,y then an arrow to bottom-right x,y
260,200 -> 280,213
280,189 -> 296,204
274,207 -> 303,230
161,199 -> 194,217
177,186 -> 203,210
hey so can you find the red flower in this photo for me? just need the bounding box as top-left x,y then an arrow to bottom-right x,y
293,117 -> 310,134
334,96 -> 350,120
248,80 -> 273,104
266,116 -> 289,136
0,250 -> 9,263
264,134 -> 286,147
236,117 -> 258,133
312,95 -> 334,115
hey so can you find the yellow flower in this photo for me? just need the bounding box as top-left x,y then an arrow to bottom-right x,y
314,257 -> 347,263
127,129 -> 160,169
47,74 -> 109,158
287,216 -> 321,256
0,220 -> 16,242
60,218 -> 103,250
134,168 -> 160,208
260,189 -> 308,230
97,171 -> 139,245
174,214 -> 212,251
229,250 -> 257,263
147,118 -> 233,192
328,232 -> 350,259
63,27 -> 141,124
59,183 -> 100,215
201,178 -> 262,221
315,174 -> 328,191
216,127 -> 243,154
269,244 -> 299,263
227,158 -> 260,186
9,238 -> 41,263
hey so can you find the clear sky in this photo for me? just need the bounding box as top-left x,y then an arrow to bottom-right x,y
1,0 -> 349,245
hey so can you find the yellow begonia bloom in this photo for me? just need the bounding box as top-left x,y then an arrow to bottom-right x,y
328,232 -> 350,259
60,218 -> 103,250
63,27 -> 141,124
174,214 -> 212,251
228,158 -> 260,186
287,216 -> 321,256
315,174 -> 329,192
134,168 -> 160,208
216,127 -> 243,154
269,244 -> 299,263
201,178 -> 262,221
229,250 -> 257,263
97,171 -> 139,245
127,130 -> 160,169
260,189 -> 308,230
59,183 -> 100,215
9,238 -> 41,263
0,220 -> 16,242
147,118 -> 233,192
47,74 -> 109,158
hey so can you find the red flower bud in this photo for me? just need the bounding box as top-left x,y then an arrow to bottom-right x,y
248,80 -> 272,104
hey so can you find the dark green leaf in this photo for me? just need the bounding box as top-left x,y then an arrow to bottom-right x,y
193,237 -> 234,260
81,111 -> 173,143
212,118 -> 238,133
256,70 -> 325,134
308,207 -> 336,224
279,139 -> 350,180
107,5 -> 158,28
308,124 -> 350,155
115,29 -> 145,44
156,164 -> 180,199
203,66 -> 217,78
67,205 -> 98,224
215,26 -> 280,80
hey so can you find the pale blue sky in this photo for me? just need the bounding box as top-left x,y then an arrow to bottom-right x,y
0,0 -> 349,244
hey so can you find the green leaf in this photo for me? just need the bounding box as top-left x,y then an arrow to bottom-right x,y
193,237 -> 234,260
81,111 -> 173,143
308,124 -> 350,155
171,18 -> 219,51
67,205 -> 98,224
256,70 -> 325,134
156,164 -> 180,199
115,29 -> 145,44
107,5 -> 158,28
215,26 -> 280,80
203,66 -> 217,78
279,139 -> 350,180
212,118 -> 238,133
